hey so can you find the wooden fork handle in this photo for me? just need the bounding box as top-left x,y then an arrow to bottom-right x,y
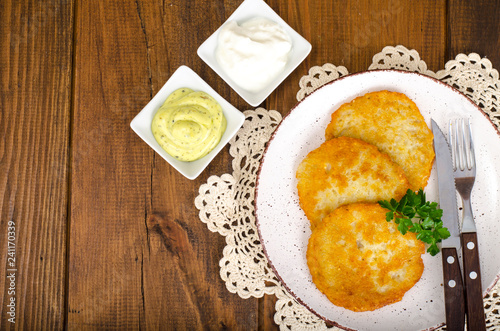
441,247 -> 465,331
461,232 -> 487,331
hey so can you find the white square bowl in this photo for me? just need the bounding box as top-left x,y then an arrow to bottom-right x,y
197,0 -> 312,107
130,65 -> 245,180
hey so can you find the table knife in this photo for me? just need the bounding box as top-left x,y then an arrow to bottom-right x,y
431,119 -> 466,331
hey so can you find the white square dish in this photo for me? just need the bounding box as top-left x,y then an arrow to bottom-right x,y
130,65 -> 245,180
197,0 -> 312,107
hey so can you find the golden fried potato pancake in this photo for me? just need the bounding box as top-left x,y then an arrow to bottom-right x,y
324,90 -> 434,191
296,136 -> 409,228
307,203 -> 425,312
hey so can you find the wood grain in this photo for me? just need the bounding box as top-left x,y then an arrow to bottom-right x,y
68,0 -> 257,329
0,0 -> 74,329
68,0 -> 154,327
448,0 -> 500,70
265,0 -> 447,116
139,0 -> 260,327
1,0 -> 498,329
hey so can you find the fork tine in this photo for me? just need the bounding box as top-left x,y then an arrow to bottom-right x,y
465,119 -> 475,170
458,119 -> 467,171
459,118 -> 475,171
458,119 -> 465,170
450,118 -> 475,171
450,118 -> 464,170
449,119 -> 457,171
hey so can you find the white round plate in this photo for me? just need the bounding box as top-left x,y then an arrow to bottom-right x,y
255,70 -> 500,331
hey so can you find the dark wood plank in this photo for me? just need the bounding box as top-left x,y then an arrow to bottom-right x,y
68,0 -> 258,329
0,0 -> 74,329
138,0 -> 260,328
448,0 -> 500,71
68,0 -> 156,327
265,0 -> 447,116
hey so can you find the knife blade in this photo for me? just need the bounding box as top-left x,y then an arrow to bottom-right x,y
431,119 -> 465,331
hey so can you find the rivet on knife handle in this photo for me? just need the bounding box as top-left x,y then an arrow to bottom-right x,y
441,247 -> 465,331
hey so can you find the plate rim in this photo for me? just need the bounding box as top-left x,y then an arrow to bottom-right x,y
254,68 -> 500,330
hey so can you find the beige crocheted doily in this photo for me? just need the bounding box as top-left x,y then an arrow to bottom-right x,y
195,45 -> 500,330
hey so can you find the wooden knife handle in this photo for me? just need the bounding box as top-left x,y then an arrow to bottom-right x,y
461,232 -> 487,331
441,247 -> 465,331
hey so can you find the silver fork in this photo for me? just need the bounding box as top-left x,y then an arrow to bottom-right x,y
450,119 -> 476,233
449,118 -> 486,331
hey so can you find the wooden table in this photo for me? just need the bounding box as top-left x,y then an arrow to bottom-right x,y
1,0 -> 499,329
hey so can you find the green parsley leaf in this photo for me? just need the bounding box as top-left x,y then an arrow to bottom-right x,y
378,188 -> 451,256
379,200 -> 392,211
437,227 -> 451,238
427,243 -> 440,256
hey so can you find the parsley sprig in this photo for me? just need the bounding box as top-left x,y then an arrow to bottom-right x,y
378,189 -> 450,256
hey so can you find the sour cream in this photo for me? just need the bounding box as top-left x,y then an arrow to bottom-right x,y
215,17 -> 292,93
151,88 -> 227,162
